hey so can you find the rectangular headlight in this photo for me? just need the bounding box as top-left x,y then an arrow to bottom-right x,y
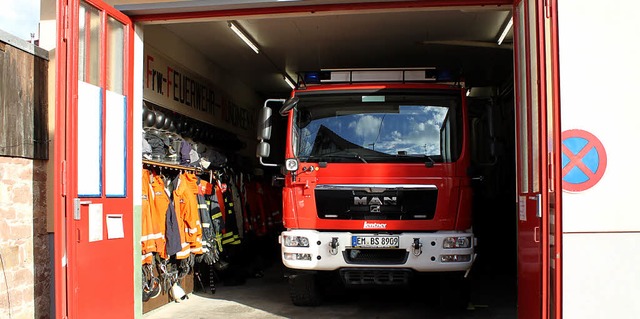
284,253 -> 312,261
440,254 -> 472,262
443,236 -> 471,249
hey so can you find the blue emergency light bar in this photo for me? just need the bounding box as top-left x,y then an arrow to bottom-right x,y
299,68 -> 460,86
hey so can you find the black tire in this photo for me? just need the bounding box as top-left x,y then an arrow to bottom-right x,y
289,274 -> 322,306
438,272 -> 471,310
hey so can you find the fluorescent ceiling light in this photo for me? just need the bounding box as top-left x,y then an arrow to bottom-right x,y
284,75 -> 296,89
497,17 -> 513,45
228,21 -> 259,54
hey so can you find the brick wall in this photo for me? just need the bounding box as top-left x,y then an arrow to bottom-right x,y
0,156 -> 51,319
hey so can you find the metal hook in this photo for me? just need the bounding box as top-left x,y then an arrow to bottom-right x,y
329,237 -> 339,255
411,238 -> 423,256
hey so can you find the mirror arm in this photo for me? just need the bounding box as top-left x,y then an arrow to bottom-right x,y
257,137 -> 278,167
259,157 -> 279,167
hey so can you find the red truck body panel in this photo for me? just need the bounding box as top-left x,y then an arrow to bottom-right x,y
281,83 -> 472,233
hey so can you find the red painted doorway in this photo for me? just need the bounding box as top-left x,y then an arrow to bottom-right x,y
54,0 -> 135,318
514,0 -> 561,318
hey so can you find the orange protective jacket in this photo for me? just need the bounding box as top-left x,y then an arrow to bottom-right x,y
141,169 -> 157,264
151,175 -> 169,259
173,172 -> 202,257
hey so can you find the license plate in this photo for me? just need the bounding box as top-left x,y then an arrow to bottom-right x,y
351,235 -> 399,248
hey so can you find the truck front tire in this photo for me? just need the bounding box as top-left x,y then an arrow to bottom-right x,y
289,273 -> 322,306
438,272 -> 470,310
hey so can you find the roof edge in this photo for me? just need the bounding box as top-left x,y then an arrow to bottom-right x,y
0,28 -> 49,61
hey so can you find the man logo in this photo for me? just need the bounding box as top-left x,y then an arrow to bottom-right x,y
354,196 -> 396,213
353,196 -> 397,206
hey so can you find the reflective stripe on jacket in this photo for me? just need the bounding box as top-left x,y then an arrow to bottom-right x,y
141,169 -> 157,264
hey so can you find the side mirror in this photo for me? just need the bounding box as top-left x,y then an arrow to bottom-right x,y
256,141 -> 270,158
257,106 -> 273,141
256,99 -> 287,167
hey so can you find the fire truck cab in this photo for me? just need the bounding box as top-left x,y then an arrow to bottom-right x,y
257,69 -> 477,306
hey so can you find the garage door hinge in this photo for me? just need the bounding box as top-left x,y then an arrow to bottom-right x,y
61,160 -> 67,197
63,2 -> 69,41
544,0 -> 551,19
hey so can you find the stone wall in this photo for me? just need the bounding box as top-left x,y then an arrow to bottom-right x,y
0,156 -> 50,319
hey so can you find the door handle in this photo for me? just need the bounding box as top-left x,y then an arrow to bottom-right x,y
535,193 -> 542,218
534,226 -> 541,243
73,198 -> 92,220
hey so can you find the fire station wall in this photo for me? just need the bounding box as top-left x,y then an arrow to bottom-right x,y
143,24 -> 263,159
0,31 -> 51,319
559,0 -> 640,317
558,0 -> 640,233
0,157 -> 50,319
133,23 -> 144,319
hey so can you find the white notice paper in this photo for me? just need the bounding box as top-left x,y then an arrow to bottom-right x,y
106,214 -> 125,239
518,196 -> 527,221
88,204 -> 103,242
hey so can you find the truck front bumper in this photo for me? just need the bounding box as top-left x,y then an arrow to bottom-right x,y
280,229 -> 475,272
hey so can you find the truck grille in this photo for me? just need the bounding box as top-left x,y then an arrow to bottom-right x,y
315,185 -> 438,220
340,268 -> 412,286
343,249 -> 409,265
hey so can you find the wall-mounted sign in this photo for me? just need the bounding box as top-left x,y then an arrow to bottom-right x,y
144,46 -> 255,133
561,129 -> 607,192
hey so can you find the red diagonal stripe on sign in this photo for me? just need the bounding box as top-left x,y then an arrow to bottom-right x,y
562,141 -> 597,179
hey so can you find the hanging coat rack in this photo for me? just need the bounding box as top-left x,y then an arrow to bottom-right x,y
142,159 -> 207,175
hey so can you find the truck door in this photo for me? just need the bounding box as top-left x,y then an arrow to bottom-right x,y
514,0 -> 557,318
54,0 -> 134,318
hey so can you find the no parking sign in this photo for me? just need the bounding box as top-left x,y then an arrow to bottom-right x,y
561,129 -> 607,192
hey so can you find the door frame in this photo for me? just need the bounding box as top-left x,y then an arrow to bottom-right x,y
514,0 -> 545,318
548,0 -> 563,317
54,0 -> 135,318
133,2 -> 563,316
514,0 -> 563,317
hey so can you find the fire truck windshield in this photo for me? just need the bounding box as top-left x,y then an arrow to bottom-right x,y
293,90 -> 463,163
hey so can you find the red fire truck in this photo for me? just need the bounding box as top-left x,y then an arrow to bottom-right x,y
257,69 -> 476,306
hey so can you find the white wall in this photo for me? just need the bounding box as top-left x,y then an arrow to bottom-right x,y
559,0 -> 640,233
143,24 -> 262,158
559,0 -> 640,317
563,233 -> 640,318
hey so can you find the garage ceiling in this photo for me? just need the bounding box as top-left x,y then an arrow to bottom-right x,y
121,1 -> 513,98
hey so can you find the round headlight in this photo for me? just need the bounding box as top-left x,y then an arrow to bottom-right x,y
285,158 -> 299,171
456,237 -> 470,248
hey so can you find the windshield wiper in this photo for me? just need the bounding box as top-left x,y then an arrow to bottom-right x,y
301,152 -> 368,163
396,153 -> 436,167
424,155 -> 435,167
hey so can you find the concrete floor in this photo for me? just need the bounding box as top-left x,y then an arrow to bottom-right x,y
143,262 -> 516,319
